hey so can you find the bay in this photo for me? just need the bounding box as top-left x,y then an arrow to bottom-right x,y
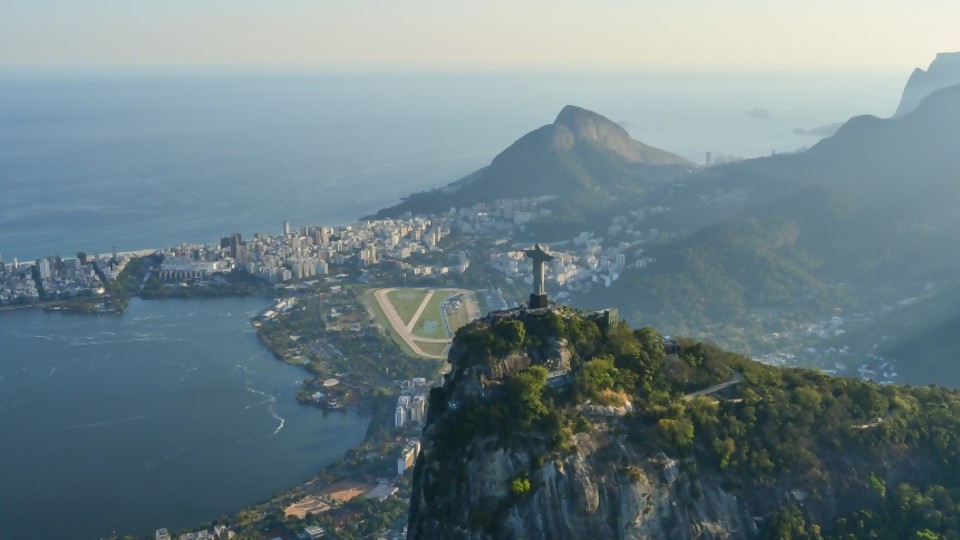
0,296 -> 369,540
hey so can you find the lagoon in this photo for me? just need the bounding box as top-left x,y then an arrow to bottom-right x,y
0,296 -> 369,540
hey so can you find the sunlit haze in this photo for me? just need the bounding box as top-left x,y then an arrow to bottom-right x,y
2,0 -> 958,71
9,1 -> 960,539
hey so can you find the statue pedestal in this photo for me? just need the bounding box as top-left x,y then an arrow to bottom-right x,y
529,293 -> 549,309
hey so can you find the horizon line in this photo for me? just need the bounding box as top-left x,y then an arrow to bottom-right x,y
0,62 -> 910,77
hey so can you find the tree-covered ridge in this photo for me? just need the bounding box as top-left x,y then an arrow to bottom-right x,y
590,217 -> 841,351
424,310 -> 960,539
573,84 -> 960,362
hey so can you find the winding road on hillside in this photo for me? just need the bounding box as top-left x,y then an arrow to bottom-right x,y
685,370 -> 744,400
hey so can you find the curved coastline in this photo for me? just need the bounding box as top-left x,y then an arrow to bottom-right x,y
0,297 -> 371,540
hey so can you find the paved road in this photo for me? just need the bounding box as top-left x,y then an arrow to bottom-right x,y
461,291 -> 482,322
685,370 -> 744,400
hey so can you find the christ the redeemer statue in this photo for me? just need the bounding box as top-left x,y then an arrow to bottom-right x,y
525,243 -> 553,308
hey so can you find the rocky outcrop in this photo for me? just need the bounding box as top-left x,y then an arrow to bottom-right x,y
408,312 -> 767,539
409,421 -> 767,540
553,105 -> 692,166
407,311 -> 903,540
894,52 -> 960,117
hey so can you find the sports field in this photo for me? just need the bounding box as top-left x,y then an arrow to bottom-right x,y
366,287 -> 481,359
386,289 -> 430,327
411,291 -> 453,339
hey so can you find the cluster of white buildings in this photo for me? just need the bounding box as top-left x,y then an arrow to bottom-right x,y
395,394 -> 427,428
399,198 -> 675,301
397,439 -> 422,475
437,197 -> 555,236
394,378 -> 428,428
0,262 -> 40,304
0,251 -> 132,305
150,216 -> 459,284
489,234 -> 633,299
259,297 -> 298,321
158,255 -> 231,281
234,217 -> 456,282
298,525 -> 327,539
155,525 -> 234,540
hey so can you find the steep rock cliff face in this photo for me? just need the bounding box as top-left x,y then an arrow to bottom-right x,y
408,314 -> 767,540
894,52 -> 960,117
409,423 -> 765,540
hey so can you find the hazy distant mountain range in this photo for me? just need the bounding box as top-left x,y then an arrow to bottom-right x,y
590,80 -> 960,380
895,51 -> 960,117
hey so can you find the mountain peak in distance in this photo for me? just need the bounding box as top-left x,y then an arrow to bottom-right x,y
374,105 -> 693,220
551,105 -> 690,166
894,52 -> 960,117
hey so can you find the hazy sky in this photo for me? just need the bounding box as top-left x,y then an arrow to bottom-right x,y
1,0 -> 957,70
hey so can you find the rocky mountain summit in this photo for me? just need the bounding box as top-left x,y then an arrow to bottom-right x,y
894,52 -> 960,117
408,306 -> 960,539
550,105 -> 693,166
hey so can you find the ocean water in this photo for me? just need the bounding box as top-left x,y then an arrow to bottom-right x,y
0,297 -> 369,540
0,68 -> 905,261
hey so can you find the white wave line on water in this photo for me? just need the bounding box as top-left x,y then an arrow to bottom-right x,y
266,394 -> 286,436
71,336 -> 181,347
245,397 -> 272,410
179,366 -> 198,382
67,414 -> 147,430
70,340 -> 109,347
235,363 -> 256,376
245,386 -> 274,400
245,387 -> 285,436
270,410 -> 286,436
47,367 -> 56,377
160,445 -> 191,462
132,315 -> 165,321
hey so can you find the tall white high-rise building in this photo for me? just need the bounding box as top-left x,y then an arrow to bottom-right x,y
36,259 -> 51,279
